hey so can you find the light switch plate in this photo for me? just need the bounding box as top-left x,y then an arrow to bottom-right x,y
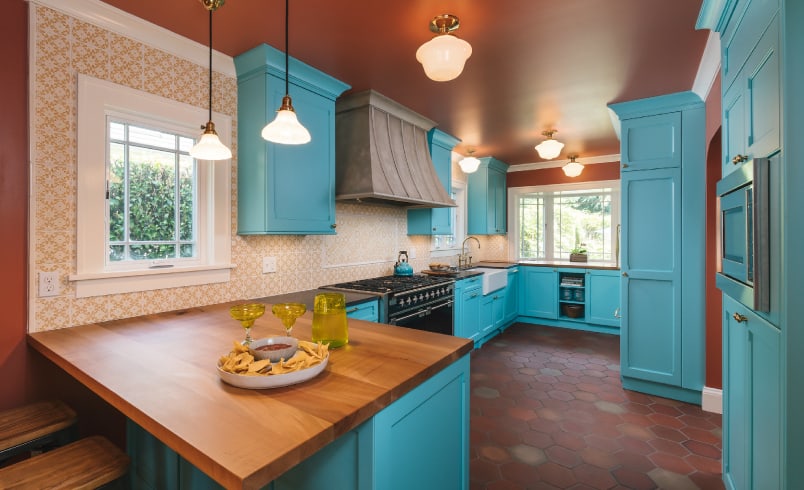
262,256 -> 277,274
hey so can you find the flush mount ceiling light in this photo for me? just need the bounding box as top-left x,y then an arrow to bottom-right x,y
261,0 -> 311,144
416,14 -> 473,82
190,0 -> 232,161
459,149 -> 481,173
563,155 -> 584,177
535,130 -> 564,160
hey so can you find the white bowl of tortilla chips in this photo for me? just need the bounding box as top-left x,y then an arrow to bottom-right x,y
217,340 -> 329,389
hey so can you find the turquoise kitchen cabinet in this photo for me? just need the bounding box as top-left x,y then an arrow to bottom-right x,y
609,92 -> 705,404
346,299 -> 379,322
454,275 -> 481,343
127,355 -> 470,490
504,267 -> 519,325
721,295 -> 780,490
720,14 -> 780,177
408,129 -> 460,235
467,157 -> 508,235
234,44 -> 350,235
586,270 -> 621,327
478,289 -> 506,343
519,267 -> 557,319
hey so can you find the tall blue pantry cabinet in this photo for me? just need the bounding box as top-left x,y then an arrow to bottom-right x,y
234,44 -> 350,234
699,0 -> 803,488
608,92 -> 706,404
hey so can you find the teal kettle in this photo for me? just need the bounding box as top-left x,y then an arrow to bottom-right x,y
394,251 -> 414,276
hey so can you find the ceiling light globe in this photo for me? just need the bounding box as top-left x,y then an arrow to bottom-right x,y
562,161 -> 584,177
535,139 -> 564,160
416,34 -> 472,82
458,156 -> 481,173
261,109 -> 312,145
190,131 -> 232,160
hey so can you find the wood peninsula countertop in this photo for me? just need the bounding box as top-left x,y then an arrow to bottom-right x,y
27,302 -> 473,489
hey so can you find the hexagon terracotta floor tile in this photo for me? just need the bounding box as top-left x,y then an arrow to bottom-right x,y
470,324 -> 724,490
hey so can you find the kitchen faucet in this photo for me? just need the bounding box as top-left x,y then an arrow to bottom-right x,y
459,236 -> 481,269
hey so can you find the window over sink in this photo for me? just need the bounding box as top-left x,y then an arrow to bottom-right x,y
431,181 -> 467,256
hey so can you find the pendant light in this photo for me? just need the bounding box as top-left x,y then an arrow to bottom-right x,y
563,155 -> 584,177
416,14 -> 472,82
261,0 -> 311,144
459,149 -> 481,174
190,0 -> 232,161
535,129 -> 564,160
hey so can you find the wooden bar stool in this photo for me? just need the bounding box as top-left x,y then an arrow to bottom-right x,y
0,400 -> 77,463
0,436 -> 130,489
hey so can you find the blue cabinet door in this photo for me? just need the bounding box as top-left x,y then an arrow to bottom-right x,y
518,267 -> 557,319
467,157 -> 508,235
620,167 -> 682,387
346,299 -> 379,322
455,282 -> 481,341
586,270 -> 621,327
235,44 -> 349,235
620,112 -> 682,171
408,129 -> 460,235
504,268 -> 519,324
722,295 -> 780,490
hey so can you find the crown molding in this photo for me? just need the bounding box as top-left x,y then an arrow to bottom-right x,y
507,154 -> 621,172
692,31 -> 721,101
27,0 -> 236,78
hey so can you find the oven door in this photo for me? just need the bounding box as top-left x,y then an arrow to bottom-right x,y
389,300 -> 454,335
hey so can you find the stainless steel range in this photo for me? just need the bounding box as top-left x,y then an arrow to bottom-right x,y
323,275 -> 455,335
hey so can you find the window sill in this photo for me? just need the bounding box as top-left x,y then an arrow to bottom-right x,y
69,264 -> 235,298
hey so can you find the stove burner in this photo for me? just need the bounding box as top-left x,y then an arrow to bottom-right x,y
326,274 -> 453,294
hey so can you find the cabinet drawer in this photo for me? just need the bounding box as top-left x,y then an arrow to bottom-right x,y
346,300 -> 379,322
721,0 -> 779,91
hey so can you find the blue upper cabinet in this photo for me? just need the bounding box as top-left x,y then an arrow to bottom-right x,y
408,129 -> 460,235
234,44 -> 350,234
609,91 -> 706,404
467,157 -> 508,235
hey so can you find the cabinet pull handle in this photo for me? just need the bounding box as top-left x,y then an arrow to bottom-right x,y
622,272 -> 628,277
346,307 -> 359,313
622,163 -> 629,168
470,293 -> 478,298
733,312 -> 748,323
331,223 -> 337,229
731,154 -> 748,164
614,307 -> 621,319
433,227 -> 437,231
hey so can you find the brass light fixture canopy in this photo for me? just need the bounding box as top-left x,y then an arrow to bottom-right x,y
429,14 -> 461,34
199,0 -> 225,12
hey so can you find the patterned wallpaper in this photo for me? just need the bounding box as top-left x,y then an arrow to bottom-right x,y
29,4 -> 507,333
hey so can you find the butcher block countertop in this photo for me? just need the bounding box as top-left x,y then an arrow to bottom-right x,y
27,301 -> 473,489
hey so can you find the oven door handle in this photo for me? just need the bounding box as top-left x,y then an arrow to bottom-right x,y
390,300 -> 454,324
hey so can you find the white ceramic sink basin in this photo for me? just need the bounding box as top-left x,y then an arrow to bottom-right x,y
472,268 -> 508,295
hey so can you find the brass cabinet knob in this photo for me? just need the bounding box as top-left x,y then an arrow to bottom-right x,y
733,312 -> 748,323
622,272 -> 628,277
732,154 -> 748,164
622,163 -> 629,168
331,223 -> 337,229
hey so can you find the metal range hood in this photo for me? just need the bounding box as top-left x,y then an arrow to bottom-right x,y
335,90 -> 456,208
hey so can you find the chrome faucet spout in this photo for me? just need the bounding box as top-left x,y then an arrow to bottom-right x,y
461,236 -> 480,255
459,236 -> 481,268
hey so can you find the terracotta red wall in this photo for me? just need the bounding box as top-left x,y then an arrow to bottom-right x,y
506,161 -> 621,187
704,74 -> 723,390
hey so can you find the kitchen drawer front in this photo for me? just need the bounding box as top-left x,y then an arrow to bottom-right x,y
347,299 -> 379,322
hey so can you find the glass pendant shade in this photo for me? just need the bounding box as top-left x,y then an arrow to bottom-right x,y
562,159 -> 584,177
261,96 -> 311,145
416,34 -> 472,82
458,155 -> 481,173
191,122 -> 232,160
535,138 -> 564,160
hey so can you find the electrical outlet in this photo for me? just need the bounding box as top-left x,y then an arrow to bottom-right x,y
408,248 -> 416,259
262,256 -> 277,274
38,271 -> 59,297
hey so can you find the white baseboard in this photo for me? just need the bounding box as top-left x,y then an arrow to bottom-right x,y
702,386 -> 723,414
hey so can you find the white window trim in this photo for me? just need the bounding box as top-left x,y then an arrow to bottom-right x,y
507,180 -> 621,263
430,180 -> 467,258
73,74 -> 232,298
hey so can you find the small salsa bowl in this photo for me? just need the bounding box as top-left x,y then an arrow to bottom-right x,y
249,336 -> 298,363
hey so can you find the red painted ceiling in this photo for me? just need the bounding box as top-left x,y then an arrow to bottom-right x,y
100,0 -> 708,166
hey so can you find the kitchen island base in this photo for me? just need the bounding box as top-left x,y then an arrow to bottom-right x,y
128,354 -> 470,490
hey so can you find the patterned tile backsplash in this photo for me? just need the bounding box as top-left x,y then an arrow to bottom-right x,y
29,4 -> 508,332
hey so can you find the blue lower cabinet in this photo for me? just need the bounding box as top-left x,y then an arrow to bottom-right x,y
722,295 -> 780,490
126,355 -> 470,490
519,268 -> 558,319
454,276 -> 482,342
346,299 -> 379,322
504,268 -> 519,325
586,270 -> 621,327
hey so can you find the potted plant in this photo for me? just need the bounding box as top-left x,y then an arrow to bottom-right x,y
569,245 -> 588,262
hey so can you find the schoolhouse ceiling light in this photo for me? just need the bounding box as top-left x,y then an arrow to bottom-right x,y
535,129 -> 564,160
416,14 -> 472,82
190,0 -> 232,161
563,155 -> 584,177
458,149 -> 481,174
